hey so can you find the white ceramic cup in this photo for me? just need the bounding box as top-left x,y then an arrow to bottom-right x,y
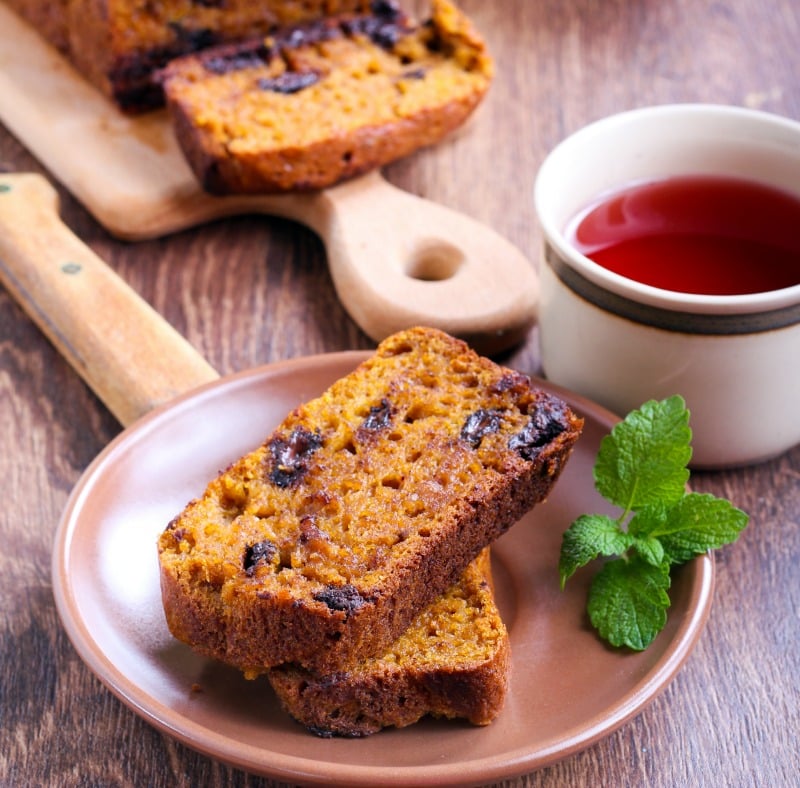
534,104 -> 800,468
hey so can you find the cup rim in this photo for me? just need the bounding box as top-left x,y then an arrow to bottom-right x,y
534,103 -> 800,316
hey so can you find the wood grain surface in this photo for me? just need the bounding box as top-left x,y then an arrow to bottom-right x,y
1,1 -> 798,786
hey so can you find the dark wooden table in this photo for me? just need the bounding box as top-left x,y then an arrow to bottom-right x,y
2,1 -> 798,786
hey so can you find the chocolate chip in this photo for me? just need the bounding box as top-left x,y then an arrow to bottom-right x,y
257,71 -> 320,94
460,409 -> 503,448
204,48 -> 270,75
243,540 -> 277,574
361,399 -> 394,431
341,1 -> 410,50
509,395 -> 568,460
313,584 -> 366,614
490,371 -> 531,394
351,19 -> 400,48
371,0 -> 401,16
268,17 -> 341,52
268,427 -> 323,487
168,23 -> 217,51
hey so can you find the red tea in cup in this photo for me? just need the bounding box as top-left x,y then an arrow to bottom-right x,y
566,175 -> 800,295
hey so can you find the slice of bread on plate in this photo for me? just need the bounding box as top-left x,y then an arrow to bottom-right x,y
157,326 -> 582,676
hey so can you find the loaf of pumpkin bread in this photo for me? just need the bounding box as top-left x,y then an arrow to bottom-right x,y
157,326 -> 582,676
268,547 -> 509,737
158,0 -> 494,192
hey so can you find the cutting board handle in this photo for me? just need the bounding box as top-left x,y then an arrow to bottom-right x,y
101,171 -> 539,356
0,173 -> 218,426
268,172 -> 538,355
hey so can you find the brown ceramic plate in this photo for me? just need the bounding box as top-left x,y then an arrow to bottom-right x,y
52,352 -> 713,787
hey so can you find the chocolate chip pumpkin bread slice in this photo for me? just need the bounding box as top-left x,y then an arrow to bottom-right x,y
267,547 -> 509,737
157,326 -> 582,675
158,0 -> 494,192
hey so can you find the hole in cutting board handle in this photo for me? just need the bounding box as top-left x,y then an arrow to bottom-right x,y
405,241 -> 464,281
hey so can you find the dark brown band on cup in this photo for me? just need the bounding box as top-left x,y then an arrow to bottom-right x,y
545,243 -> 800,335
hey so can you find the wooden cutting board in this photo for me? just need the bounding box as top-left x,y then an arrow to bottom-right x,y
0,5 -> 538,354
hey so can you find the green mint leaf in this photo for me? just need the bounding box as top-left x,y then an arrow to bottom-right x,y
631,535 -> 665,566
587,557 -> 672,651
594,395 -> 691,512
559,514 -> 632,589
559,395 -> 749,652
628,504 -> 668,563
627,502 -> 668,538
654,492 -> 750,564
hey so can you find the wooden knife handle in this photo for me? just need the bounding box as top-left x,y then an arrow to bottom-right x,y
0,173 -> 218,427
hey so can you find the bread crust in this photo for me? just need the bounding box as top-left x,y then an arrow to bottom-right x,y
157,327 -> 583,675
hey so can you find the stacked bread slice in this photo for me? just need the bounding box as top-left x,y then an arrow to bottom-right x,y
158,327 -> 583,736
268,547 -> 509,736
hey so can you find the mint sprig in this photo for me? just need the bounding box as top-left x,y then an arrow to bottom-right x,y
559,395 -> 748,651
